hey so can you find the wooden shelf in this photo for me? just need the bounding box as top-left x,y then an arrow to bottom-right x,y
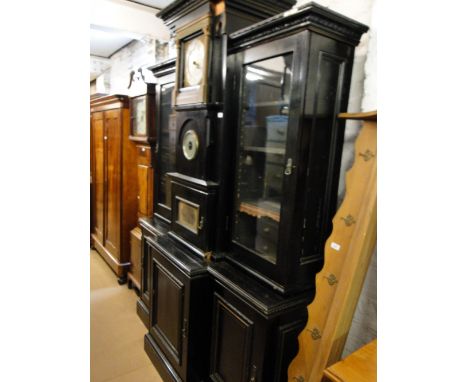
323,339 -> 377,382
242,146 -> 285,155
243,100 -> 289,108
239,199 -> 281,222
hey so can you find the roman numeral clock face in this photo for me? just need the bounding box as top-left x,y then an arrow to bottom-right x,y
183,36 -> 205,87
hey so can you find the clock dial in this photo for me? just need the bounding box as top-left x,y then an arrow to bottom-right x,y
183,36 -> 205,87
133,97 -> 147,136
182,129 -> 199,160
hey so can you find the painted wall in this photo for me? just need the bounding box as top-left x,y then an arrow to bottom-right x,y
91,0 -> 170,41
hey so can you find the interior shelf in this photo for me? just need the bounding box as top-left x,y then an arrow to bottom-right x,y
241,146 -> 286,155
243,100 -> 289,108
239,199 -> 281,222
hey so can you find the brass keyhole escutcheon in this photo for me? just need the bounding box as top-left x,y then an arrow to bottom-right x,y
307,327 -> 322,340
325,274 -> 338,286
341,214 -> 356,226
359,149 -> 375,161
292,377 -> 305,382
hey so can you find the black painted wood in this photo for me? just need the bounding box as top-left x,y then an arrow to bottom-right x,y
208,261 -> 312,382
137,217 -> 169,328
150,59 -> 177,224
223,5 -> 368,295
145,234 -> 212,382
140,2 -> 368,382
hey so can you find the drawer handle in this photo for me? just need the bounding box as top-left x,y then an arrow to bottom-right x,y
263,227 -> 270,233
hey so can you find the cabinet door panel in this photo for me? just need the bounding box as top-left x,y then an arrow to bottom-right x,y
151,256 -> 185,370
104,109 -> 121,257
92,112 -> 104,242
210,294 -> 254,382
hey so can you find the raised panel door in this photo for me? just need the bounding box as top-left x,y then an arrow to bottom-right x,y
104,109 -> 121,258
150,253 -> 187,377
92,112 -> 105,242
210,294 -> 254,382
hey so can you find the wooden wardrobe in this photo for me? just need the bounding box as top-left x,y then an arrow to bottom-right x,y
90,95 -> 138,284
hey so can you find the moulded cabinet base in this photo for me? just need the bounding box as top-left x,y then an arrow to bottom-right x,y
91,233 -> 129,279
145,333 -> 183,382
137,299 -> 150,329
208,261 -> 312,382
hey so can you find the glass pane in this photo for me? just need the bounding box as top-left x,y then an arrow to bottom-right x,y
158,83 -> 176,208
132,96 -> 147,136
232,54 -> 293,264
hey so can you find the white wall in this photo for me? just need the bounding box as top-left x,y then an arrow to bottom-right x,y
91,0 -> 170,41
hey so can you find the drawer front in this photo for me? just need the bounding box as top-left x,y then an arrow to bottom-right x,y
137,145 -> 152,166
256,216 -> 278,241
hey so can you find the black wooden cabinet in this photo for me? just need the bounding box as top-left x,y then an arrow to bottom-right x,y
144,235 -> 212,382
208,262 -> 311,382
224,3 -> 368,295
139,2 -> 368,382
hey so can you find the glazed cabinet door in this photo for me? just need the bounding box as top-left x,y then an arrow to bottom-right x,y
154,77 -> 176,222
104,109 -> 122,258
149,244 -> 188,379
92,112 -> 105,242
229,33 -> 308,289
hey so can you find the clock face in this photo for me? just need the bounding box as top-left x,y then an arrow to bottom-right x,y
132,97 -> 147,136
183,36 -> 205,87
182,129 -> 199,160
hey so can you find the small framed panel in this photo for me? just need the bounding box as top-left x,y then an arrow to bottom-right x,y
174,14 -> 211,106
129,84 -> 156,142
131,95 -> 148,137
176,196 -> 200,234
170,180 -> 216,254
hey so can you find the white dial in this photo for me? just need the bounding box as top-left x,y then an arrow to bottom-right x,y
184,36 -> 205,87
182,129 -> 199,160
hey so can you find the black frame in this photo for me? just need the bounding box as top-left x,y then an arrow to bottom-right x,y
151,59 -> 177,224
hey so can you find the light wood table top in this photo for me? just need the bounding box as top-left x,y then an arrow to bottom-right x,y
323,339 -> 376,382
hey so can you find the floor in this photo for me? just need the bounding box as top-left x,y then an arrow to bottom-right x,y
90,250 -> 163,382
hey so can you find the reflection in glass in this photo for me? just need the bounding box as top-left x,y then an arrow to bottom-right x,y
232,54 -> 293,264
132,96 -> 147,136
158,83 -> 176,208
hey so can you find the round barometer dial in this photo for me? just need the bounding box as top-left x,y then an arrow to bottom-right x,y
182,129 -> 199,160
184,36 -> 205,87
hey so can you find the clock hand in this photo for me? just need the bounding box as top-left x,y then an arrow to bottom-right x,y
192,61 -> 200,69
